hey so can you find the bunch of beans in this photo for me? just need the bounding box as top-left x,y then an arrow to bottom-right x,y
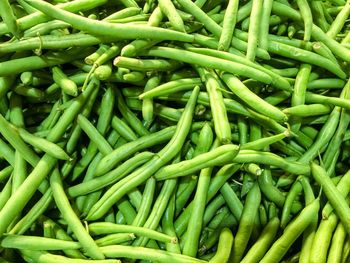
1,0 -> 350,262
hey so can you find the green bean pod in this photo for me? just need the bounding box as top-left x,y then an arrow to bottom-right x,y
260,198 -> 320,263
241,217 -> 280,263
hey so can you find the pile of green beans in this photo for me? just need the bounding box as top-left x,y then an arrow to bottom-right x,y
1,0 -> 350,262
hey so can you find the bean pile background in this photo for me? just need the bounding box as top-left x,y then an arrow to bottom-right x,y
1,0 -> 350,262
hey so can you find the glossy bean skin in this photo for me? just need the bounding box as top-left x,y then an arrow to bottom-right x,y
311,163 -> 350,235
86,87 -> 200,220
241,217 -> 280,263
1,235 -> 81,250
209,228 -> 234,263
100,245 -> 206,263
23,0 -> 194,42
154,144 -> 240,180
231,183 -> 261,263
89,222 -> 177,243
142,47 -> 273,83
221,73 -> 287,122
0,78 -> 99,238
260,198 -> 320,263
50,169 -> 105,259
20,250 -> 119,263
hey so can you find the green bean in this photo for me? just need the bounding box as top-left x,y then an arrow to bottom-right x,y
104,7 -> 141,21
307,79 -> 345,90
241,217 -> 280,263
175,176 -> 198,217
85,45 -> 109,65
41,217 -> 85,259
309,212 -> 338,263
0,178 -> 12,211
23,19 -> 70,37
323,108 -> 350,175
86,87 -> 200,220
0,0 -> 20,38
139,78 -> 202,99
0,0 -> 108,35
246,0 -> 262,61
143,47 -> 272,84
296,0 -> 312,41
186,46 -> 291,91
305,92 -> 350,110
208,228 -> 233,263
100,245 -> 206,263
116,89 -> 150,137
267,40 -> 346,79
95,233 -> 136,246
122,71 -> 145,82
322,170 -> 350,219
77,114 -> 112,155
115,57 -> 182,72
113,197 -> 137,225
289,64 -> 311,133
0,77 -> 15,99
327,222 -> 347,263
13,84 -> 45,100
298,177 -> 317,263
11,152 -> 27,208
259,0 -> 274,51
0,48 -> 93,77
94,63 -> 112,80
52,66 -> 78,97
94,126 -> 175,176
1,235 -> 81,250
281,181 -> 303,228
182,125 -> 213,257
154,144 -> 239,180
174,164 -> 241,236
220,183 -> 243,221
158,0 -> 185,32
65,86 -> 100,154
132,177 -> 156,227
20,250 -> 119,263
198,69 -> 231,144
312,25 -> 350,64
50,169 -> 104,259
0,143 -> 15,168
241,131 -> 289,151
89,222 -> 176,244
24,0 -> 194,42
231,183 -> 261,263
243,163 -> 262,176
312,42 -> 338,65
121,7 -> 163,57
0,114 -> 39,166
142,74 -> 161,123
221,73 -> 287,122
18,128 -> 71,161
111,116 -> 138,142
298,105 -> 342,163
218,0 -> 238,51
132,178 -> 177,247
260,198 -> 320,263
283,104 -> 332,117
69,152 -> 153,198
20,72 -> 33,86
45,73 -> 87,96
342,237 -> 350,263
312,163 -> 350,235
161,193 -> 181,254
0,166 -> 13,184
0,78 -> 98,237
